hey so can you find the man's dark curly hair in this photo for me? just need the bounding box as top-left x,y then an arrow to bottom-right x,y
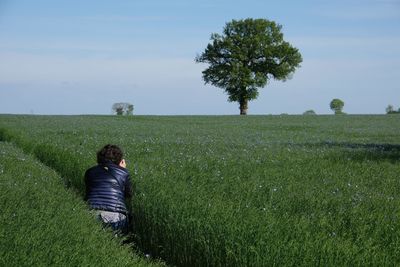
97,144 -> 123,165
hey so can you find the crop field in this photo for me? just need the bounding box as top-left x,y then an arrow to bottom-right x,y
1,114 -> 400,266
0,141 -> 162,267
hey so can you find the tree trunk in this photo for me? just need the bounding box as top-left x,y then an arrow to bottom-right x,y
239,98 -> 248,115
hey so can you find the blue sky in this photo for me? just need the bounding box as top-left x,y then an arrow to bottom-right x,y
0,0 -> 399,115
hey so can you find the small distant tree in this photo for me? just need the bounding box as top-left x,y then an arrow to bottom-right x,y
303,109 -> 316,115
386,105 -> 394,114
112,102 -> 134,115
330,99 -> 344,115
127,104 -> 134,115
113,103 -> 124,115
385,104 -> 399,114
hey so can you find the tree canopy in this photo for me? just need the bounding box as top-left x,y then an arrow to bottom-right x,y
112,102 -> 134,115
196,18 -> 302,115
330,99 -> 344,115
386,104 -> 400,114
303,110 -> 316,115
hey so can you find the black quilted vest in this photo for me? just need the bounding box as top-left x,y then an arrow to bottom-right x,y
84,162 -> 130,215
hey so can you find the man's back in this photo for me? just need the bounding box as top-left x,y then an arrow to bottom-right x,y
85,161 -> 132,215
85,144 -> 133,234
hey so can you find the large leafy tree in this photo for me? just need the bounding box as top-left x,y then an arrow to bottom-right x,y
196,18 -> 302,115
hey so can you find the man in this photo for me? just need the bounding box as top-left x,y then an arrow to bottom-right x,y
84,144 -> 132,234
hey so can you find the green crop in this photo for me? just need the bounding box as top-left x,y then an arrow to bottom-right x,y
1,114 -> 399,266
0,141 -> 163,267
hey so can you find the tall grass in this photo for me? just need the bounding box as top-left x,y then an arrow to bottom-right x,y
0,141 -> 162,267
1,115 -> 400,266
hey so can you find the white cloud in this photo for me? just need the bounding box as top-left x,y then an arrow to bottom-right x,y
0,51 -> 202,86
289,36 -> 400,50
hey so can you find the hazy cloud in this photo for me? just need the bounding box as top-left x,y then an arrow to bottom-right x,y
314,1 -> 400,20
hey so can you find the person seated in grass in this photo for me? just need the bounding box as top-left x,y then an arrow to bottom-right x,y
84,144 -> 132,234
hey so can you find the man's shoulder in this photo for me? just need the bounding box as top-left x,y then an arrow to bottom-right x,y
85,165 -> 102,176
107,164 -> 130,179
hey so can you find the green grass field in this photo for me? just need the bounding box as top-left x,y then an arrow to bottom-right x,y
0,141 -> 162,267
1,114 -> 399,266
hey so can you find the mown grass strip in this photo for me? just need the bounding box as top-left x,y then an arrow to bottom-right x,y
0,142 -> 163,267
